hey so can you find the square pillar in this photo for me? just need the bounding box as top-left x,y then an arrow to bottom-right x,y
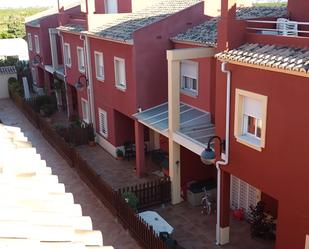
169,140 -> 182,204
65,84 -> 73,119
149,130 -> 160,151
134,120 -> 146,178
219,170 -> 230,245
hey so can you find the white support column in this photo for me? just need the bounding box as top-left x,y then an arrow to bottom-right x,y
149,130 -> 160,151
167,54 -> 182,205
49,28 -> 59,70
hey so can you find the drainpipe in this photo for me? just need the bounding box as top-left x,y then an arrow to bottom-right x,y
59,32 -> 70,119
216,61 -> 231,245
84,34 -> 96,131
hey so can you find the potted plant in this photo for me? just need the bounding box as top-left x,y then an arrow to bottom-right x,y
122,191 -> 139,212
116,148 -> 124,160
88,126 -> 96,147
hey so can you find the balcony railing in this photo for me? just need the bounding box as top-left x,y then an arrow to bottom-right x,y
246,19 -> 309,37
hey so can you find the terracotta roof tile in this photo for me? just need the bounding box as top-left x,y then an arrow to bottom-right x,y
172,6 -> 287,46
59,0 -> 202,43
216,43 -> 309,74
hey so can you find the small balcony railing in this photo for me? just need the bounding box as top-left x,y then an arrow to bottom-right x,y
246,19 -> 309,37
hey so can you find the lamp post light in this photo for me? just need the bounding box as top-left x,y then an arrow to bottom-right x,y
74,74 -> 88,92
201,136 -> 225,165
32,54 -> 42,67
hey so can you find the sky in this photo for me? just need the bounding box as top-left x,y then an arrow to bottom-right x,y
0,0 -> 286,8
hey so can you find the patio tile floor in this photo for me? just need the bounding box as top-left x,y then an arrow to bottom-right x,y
154,202 -> 275,249
76,145 -> 162,190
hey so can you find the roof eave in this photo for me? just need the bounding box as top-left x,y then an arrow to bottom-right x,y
170,38 -> 217,48
217,58 -> 309,78
83,31 -> 134,45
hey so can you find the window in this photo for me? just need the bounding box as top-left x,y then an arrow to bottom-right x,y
81,98 -> 89,123
180,60 -> 198,96
31,68 -> 37,85
114,57 -> 126,90
27,33 -> 32,51
105,0 -> 118,13
95,51 -> 104,81
98,108 -> 108,137
64,43 -> 71,67
34,35 -> 40,54
77,47 -> 85,73
234,89 -> 268,151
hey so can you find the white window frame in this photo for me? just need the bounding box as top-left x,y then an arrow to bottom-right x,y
34,35 -> 40,54
98,108 -> 108,138
31,67 -> 37,85
234,89 -> 268,151
81,98 -> 89,123
64,43 -> 72,68
114,57 -> 126,90
77,46 -> 85,73
180,60 -> 198,97
105,0 -> 118,13
27,33 -> 32,51
94,51 -> 104,81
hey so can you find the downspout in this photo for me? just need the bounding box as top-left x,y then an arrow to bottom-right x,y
216,61 -> 231,245
84,34 -> 96,131
59,32 -> 70,119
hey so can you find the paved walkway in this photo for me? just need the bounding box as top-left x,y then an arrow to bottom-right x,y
76,145 -> 162,190
0,99 -> 140,249
154,201 -> 275,249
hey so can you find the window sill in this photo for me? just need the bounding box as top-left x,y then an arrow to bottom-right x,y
100,132 -> 108,138
236,135 -> 263,152
66,64 -> 72,68
180,89 -> 198,98
96,77 -> 105,82
115,84 -> 126,92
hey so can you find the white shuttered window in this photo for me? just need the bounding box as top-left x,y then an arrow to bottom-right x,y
230,175 -> 261,219
114,57 -> 126,90
98,108 -> 108,137
95,51 -> 104,81
180,60 -> 198,95
81,98 -> 89,123
106,0 -> 118,13
77,47 -> 85,73
64,43 -> 71,67
28,33 -> 32,51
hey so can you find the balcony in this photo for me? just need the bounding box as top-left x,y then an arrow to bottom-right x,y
246,18 -> 309,47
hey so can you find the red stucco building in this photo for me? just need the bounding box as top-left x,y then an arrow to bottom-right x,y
25,0 -> 309,248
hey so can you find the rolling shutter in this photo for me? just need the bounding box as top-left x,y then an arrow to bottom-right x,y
98,109 -> 108,138
230,175 -> 261,219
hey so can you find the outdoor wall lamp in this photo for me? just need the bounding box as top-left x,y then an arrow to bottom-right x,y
32,54 -> 42,67
75,74 -> 88,92
201,136 -> 225,165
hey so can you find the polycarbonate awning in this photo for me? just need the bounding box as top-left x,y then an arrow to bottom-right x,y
134,102 -> 215,148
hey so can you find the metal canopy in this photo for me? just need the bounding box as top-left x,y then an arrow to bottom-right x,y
134,102 -> 215,147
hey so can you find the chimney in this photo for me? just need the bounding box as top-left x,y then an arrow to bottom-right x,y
217,0 -> 246,51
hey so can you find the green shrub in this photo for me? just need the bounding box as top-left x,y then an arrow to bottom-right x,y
116,149 -> 124,158
40,103 -> 55,117
122,192 -> 139,212
8,78 -> 24,97
8,77 -> 17,84
35,95 -> 57,113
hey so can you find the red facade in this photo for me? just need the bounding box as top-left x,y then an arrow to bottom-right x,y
25,0 -> 309,248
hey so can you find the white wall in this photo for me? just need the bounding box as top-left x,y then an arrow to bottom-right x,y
0,73 -> 16,99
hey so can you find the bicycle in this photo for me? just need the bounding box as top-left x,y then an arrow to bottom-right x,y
201,187 -> 212,215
